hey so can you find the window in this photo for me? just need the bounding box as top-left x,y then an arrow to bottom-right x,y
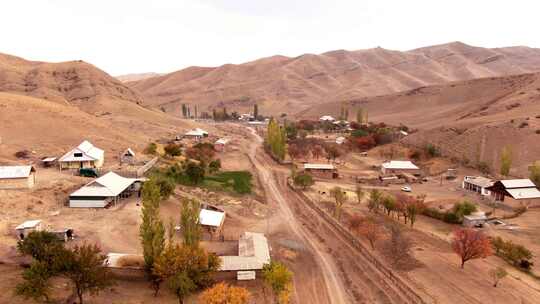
74,152 -> 83,157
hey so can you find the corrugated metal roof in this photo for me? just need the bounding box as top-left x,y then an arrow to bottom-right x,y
501,179 -> 536,189
59,140 -> 104,162
15,220 -> 41,230
506,188 -> 540,200
215,138 -> 229,145
185,128 -> 208,136
304,163 -> 335,170
0,166 -> 34,179
219,256 -> 264,271
219,232 -> 270,271
463,176 -> 494,188
319,115 -> 335,121
199,209 -> 225,227
70,171 -> 136,197
382,160 -> 419,170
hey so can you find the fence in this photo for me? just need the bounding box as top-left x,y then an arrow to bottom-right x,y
286,180 -> 431,304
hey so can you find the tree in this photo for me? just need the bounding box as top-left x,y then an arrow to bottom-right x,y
489,267 -> 508,287
17,231 -> 65,265
348,214 -> 364,233
180,198 -> 202,247
209,159 -> 221,174
500,146 -> 512,176
15,261 -> 53,303
165,143 -> 182,157
168,272 -> 196,304
156,175 -> 175,200
139,178 -> 166,295
262,262 -> 293,304
452,201 -> 477,221
529,161 -> 540,187
355,185 -> 364,204
324,145 -> 341,162
381,195 -> 397,216
144,142 -> 158,155
185,161 -> 205,185
385,225 -> 412,267
451,228 -> 492,269
62,243 -> 115,304
253,104 -> 259,120
356,108 -> 364,124
293,173 -> 314,190
406,195 -> 425,228
199,282 -> 251,304
359,217 -> 382,250
368,189 -> 382,213
330,186 -> 347,219
311,145 -> 324,160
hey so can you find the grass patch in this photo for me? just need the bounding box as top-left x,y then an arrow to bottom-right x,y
205,171 -> 253,194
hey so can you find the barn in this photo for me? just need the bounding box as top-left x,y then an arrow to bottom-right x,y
69,171 -> 141,208
486,179 -> 540,205
381,160 -> 420,175
59,140 -> 104,170
304,163 -> 338,179
0,165 -> 36,189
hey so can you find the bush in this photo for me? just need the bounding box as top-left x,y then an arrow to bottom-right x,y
15,150 -> 31,159
155,175 -> 175,200
492,236 -> 533,269
351,129 -> 369,138
164,143 -> 182,157
293,173 -> 314,190
144,143 -> 158,155
425,144 -> 440,157
208,159 -> 221,174
477,161 -> 491,175
452,201 -> 477,219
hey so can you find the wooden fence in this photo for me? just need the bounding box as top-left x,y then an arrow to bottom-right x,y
287,179 -> 432,304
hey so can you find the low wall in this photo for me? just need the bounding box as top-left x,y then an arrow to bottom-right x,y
287,179 -> 431,304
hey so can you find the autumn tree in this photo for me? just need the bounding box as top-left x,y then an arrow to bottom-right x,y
529,161 -> 540,187
348,214 -> 363,233
381,194 -> 397,217
293,172 -> 314,190
165,143 -> 182,157
368,189 -> 382,213
500,146 -> 512,176
139,178 -> 166,296
61,243 -> 115,304
359,217 -> 382,250
330,186 -> 347,219
356,108 -> 364,124
406,195 -> 425,228
199,282 -> 251,304
451,228 -> 492,269
385,225 -> 412,267
489,267 -> 508,287
253,104 -> 259,120
180,198 -> 202,247
262,261 -> 293,304
266,118 -> 287,161
311,145 -> 324,160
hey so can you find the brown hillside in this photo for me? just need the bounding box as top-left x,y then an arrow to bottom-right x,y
116,72 -> 163,83
129,42 -> 540,116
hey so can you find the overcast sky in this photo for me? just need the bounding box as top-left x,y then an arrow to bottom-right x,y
1,0 -> 539,75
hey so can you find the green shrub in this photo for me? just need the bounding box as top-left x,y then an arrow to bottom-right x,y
293,173 -> 314,190
351,129 -> 369,138
425,143 -> 441,157
206,171 -> 252,194
164,143 -> 182,157
492,236 -> 534,269
144,143 -> 158,155
452,201 -> 477,219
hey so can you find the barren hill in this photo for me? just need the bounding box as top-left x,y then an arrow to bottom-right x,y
128,42 -> 540,116
116,72 -> 162,83
305,72 -> 540,175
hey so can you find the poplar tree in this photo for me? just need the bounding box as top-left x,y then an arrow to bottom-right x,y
500,146 -> 512,176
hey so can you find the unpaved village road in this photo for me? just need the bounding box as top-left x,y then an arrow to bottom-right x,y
246,127 -> 414,304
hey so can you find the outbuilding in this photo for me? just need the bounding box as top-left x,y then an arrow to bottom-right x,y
184,128 -> 209,140
219,232 -> 271,280
319,115 -> 335,122
15,220 -> 43,240
59,140 -> 104,170
486,179 -> 540,205
69,171 -> 141,208
199,208 -> 226,239
0,165 -> 36,189
462,176 -> 493,196
304,163 -> 338,179
120,148 -> 136,164
214,138 -> 230,152
381,160 -> 420,175
463,212 -> 488,227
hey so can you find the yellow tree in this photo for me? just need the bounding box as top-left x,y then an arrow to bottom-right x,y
199,282 -> 251,304
500,146 -> 512,176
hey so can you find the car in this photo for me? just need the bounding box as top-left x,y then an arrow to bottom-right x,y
401,186 -> 412,192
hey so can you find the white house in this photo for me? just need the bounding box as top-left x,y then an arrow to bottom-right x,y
184,128 -> 209,140
462,176 -> 493,196
219,232 -> 271,280
59,140 -> 104,170
381,160 -> 420,175
0,165 -> 36,189
69,172 -> 140,208
319,115 -> 335,122
15,220 -> 43,239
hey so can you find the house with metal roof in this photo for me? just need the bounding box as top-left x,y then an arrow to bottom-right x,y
219,232 -> 271,280
304,163 -> 338,179
69,171 -> 141,208
120,148 -> 136,164
462,176 -> 494,196
319,115 -> 335,122
184,128 -> 209,140
15,219 -> 42,239
381,160 -> 420,175
214,138 -> 230,152
486,179 -> 540,204
59,140 -> 104,170
0,165 -> 36,189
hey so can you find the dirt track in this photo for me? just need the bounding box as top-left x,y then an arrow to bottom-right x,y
246,127 -> 413,304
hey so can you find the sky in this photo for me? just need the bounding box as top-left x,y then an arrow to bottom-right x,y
1,0 -> 539,75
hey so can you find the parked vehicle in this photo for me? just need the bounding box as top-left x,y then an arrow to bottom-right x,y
401,186 -> 412,192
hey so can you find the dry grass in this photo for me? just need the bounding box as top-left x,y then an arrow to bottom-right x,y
116,255 -> 145,268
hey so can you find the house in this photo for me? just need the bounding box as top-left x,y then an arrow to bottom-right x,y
214,138 -> 230,152
462,176 -> 493,196
319,115 -> 335,122
69,171 -> 141,208
381,160 -> 420,175
199,208 -> 226,239
486,179 -> 540,204
0,165 -> 36,189
219,232 -> 271,280
15,220 -> 43,239
120,148 -> 136,164
304,163 -> 338,179
59,140 -> 104,170
463,212 -> 488,227
184,128 -> 209,140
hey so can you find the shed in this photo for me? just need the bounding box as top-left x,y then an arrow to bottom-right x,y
199,209 -> 226,228
69,171 -> 140,208
335,136 -> 346,145
59,140 -> 104,170
463,212 -> 488,227
319,115 -> 335,122
184,128 -> 209,140
219,232 -> 271,280
41,157 -> 57,168
15,220 -> 43,239
0,165 -> 36,189
381,160 -> 420,175
304,163 -> 338,179
120,148 -> 136,164
214,138 -> 230,152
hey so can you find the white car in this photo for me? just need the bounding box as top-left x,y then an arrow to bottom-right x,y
401,186 -> 412,192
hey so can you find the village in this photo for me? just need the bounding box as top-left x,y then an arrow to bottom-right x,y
2,104 -> 540,304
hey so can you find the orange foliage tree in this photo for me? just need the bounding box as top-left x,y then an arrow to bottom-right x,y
199,282 -> 251,304
451,228 -> 492,269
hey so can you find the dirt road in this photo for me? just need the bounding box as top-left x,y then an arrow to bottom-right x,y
246,127 -> 414,304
